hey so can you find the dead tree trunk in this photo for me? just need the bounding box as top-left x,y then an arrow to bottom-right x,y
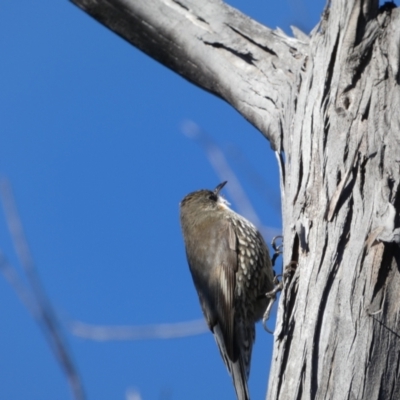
70,0 -> 400,398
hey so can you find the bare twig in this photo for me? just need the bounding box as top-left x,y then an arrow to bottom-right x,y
69,318 -> 208,341
181,120 -> 280,241
0,251 -> 38,316
225,143 -> 281,212
125,388 -> 143,400
182,120 -> 261,223
0,177 -> 85,400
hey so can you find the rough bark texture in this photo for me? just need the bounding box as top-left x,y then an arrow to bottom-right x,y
274,2 -> 400,399
70,0 -> 400,399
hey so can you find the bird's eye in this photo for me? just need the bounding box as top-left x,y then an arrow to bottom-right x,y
208,194 -> 218,202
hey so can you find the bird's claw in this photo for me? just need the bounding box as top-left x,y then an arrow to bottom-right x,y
271,236 -> 283,268
271,235 -> 283,253
263,261 -> 298,333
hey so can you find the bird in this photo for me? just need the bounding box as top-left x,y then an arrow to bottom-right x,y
180,181 -> 274,400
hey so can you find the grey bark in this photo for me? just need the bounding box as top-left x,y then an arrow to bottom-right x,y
70,0 -> 400,399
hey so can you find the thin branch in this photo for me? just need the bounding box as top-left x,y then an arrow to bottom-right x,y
69,318 -> 208,341
225,143 -> 281,213
0,251 -> 38,316
0,177 -> 86,400
181,120 -> 281,241
125,388 -> 143,400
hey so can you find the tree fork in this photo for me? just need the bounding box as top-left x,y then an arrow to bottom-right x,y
70,0 -> 400,398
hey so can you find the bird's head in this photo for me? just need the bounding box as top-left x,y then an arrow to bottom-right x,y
180,181 -> 230,214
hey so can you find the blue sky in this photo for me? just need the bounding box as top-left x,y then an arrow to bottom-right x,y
0,1 -> 324,399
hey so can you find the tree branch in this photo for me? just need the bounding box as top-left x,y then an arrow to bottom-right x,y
70,0 -> 308,149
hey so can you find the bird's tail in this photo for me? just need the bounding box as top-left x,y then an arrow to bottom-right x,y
230,356 -> 250,400
213,325 -> 250,400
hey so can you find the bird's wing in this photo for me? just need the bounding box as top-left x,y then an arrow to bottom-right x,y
186,219 -> 238,357
186,219 -> 250,400
215,242 -> 237,361
213,223 -> 250,400
197,220 -> 236,360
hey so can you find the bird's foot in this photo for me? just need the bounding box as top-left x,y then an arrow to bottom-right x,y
262,261 -> 298,333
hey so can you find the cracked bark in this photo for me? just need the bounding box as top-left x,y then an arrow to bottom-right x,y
70,0 -> 400,399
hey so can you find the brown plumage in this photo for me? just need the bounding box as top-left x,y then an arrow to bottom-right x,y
180,181 -> 274,400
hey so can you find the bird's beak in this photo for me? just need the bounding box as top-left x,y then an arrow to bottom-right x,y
214,181 -> 227,195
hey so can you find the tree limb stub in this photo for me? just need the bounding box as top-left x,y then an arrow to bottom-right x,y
70,0 -> 308,149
